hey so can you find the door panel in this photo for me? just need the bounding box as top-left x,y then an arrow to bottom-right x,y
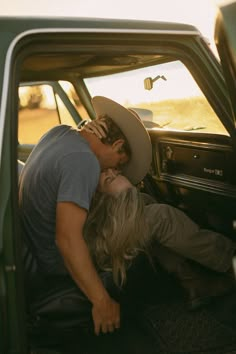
148,129 -> 236,236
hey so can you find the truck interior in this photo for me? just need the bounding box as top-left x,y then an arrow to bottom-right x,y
3,18 -> 236,353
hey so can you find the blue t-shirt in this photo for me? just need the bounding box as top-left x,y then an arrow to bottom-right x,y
19,125 -> 100,275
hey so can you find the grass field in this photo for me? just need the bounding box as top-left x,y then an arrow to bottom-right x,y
18,97 -> 229,144
136,97 -> 228,135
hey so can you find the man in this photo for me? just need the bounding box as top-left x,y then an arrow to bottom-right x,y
19,96 -> 152,336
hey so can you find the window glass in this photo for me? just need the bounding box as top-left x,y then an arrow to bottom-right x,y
18,84 -> 60,144
85,60 -> 228,135
55,93 -> 77,127
18,83 -> 78,145
59,81 -> 90,121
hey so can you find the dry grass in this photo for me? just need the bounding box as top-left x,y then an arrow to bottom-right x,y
18,97 -> 228,145
18,108 -> 60,144
136,97 -> 228,134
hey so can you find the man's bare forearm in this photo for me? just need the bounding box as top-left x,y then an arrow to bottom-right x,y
57,231 -> 109,305
56,202 -> 120,335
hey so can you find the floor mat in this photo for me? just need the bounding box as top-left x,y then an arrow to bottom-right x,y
141,296 -> 236,354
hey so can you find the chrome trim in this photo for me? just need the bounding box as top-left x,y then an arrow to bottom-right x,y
159,173 -> 236,198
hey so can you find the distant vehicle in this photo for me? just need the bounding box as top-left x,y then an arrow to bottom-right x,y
0,2 -> 236,353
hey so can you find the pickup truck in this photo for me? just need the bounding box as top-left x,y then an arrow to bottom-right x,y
0,2 -> 236,353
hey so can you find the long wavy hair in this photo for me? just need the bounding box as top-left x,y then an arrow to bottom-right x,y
84,187 -> 150,287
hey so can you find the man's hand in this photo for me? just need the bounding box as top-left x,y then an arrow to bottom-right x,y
82,120 -> 108,139
92,295 -> 120,335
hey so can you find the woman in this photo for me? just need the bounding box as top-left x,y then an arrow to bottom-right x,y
83,119 -> 236,275
84,170 -> 151,287
86,168 -> 235,309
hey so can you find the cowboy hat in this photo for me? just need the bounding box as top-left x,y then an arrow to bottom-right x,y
92,96 -> 152,184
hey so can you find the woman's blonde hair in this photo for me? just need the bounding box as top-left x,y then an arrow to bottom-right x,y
84,187 -> 150,287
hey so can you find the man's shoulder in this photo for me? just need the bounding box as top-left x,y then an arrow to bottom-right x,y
44,124 -> 76,138
40,125 -> 87,149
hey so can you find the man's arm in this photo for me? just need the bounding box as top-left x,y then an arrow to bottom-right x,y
56,201 -> 120,335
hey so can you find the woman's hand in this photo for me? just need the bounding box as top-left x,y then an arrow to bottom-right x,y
83,120 -> 108,139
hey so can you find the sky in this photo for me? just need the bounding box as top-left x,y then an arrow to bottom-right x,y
1,0 -> 218,48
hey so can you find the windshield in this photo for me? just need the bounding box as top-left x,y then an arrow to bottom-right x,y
85,60 -> 228,135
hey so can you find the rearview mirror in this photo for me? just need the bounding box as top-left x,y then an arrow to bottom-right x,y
144,75 -> 167,90
144,77 -> 153,90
